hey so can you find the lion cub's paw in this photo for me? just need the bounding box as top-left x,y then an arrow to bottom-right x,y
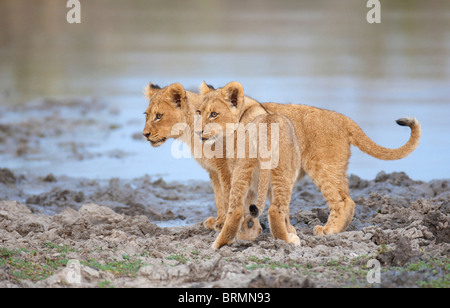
287,233 -> 301,246
211,237 -> 234,250
214,215 -> 226,232
313,225 -> 325,236
211,240 -> 221,250
203,217 -> 216,230
314,225 -> 342,235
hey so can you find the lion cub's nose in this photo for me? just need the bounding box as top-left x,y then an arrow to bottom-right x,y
143,132 -> 151,138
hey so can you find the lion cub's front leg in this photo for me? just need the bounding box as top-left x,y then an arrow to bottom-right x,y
212,163 -> 254,249
211,206 -> 244,249
203,170 -> 231,232
203,171 -> 224,231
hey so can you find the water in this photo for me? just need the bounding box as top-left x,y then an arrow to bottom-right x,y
1,0 -> 449,181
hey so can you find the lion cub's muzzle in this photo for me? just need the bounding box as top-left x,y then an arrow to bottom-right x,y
196,130 -> 214,142
149,137 -> 166,146
144,133 -> 167,147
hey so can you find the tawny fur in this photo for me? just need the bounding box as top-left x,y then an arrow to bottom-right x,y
198,82 -> 302,249
261,103 -> 421,235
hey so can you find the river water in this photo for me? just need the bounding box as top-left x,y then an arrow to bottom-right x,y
1,0 -> 449,181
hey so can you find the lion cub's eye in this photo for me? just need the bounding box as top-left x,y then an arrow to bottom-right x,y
210,112 -> 218,118
155,114 -> 163,120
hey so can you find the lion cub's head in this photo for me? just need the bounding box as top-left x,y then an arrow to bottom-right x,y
143,83 -> 187,147
197,81 -> 244,145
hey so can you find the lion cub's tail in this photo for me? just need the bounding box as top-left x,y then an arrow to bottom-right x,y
249,169 -> 270,218
348,117 -> 421,161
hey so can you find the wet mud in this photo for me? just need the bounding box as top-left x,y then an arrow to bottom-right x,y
0,169 -> 448,288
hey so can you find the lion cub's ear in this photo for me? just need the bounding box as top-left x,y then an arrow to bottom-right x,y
167,83 -> 186,109
221,81 -> 244,109
200,81 -> 215,95
144,82 -> 161,99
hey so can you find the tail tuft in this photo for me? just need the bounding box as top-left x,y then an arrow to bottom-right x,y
396,117 -> 417,127
249,204 -> 259,217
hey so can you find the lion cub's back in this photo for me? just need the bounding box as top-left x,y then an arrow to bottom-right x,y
252,113 -> 301,178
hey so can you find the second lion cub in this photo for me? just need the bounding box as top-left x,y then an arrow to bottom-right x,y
198,82 -> 302,249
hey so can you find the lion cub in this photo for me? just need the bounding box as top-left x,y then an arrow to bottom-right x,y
198,82 -> 302,249
142,82 -> 262,239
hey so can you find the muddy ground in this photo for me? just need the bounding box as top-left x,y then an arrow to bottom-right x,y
0,168 -> 449,288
